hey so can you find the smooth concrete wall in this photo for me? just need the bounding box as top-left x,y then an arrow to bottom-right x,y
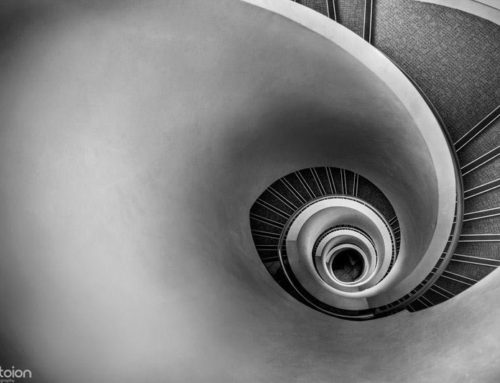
0,1 -> 489,382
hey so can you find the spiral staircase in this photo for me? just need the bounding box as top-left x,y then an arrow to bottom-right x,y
250,167 -> 403,318
0,0 -> 498,382
247,0 -> 499,319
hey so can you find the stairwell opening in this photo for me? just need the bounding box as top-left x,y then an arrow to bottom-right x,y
331,248 -> 365,283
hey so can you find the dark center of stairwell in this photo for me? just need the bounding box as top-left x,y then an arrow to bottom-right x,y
331,248 -> 365,283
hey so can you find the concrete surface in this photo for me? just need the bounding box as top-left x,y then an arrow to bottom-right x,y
0,1 -> 490,382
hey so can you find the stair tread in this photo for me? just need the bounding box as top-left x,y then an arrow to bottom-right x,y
336,0 -> 365,37
296,0 -> 329,17
372,0 -> 500,141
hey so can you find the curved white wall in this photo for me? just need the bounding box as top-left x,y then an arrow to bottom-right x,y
0,1 -> 492,382
416,0 -> 500,25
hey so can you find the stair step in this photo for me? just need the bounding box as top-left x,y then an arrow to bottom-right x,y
461,216 -> 500,235
464,178 -> 500,200
433,276 -> 469,297
464,162 -> 500,197
463,207 -> 500,221
450,254 -> 500,269
464,146 -> 500,175
454,241 -> 500,260
372,0 -> 500,142
458,114 -> 499,170
295,0 -> 329,17
456,105 -> 500,156
336,0 -> 365,37
459,234 -> 500,242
